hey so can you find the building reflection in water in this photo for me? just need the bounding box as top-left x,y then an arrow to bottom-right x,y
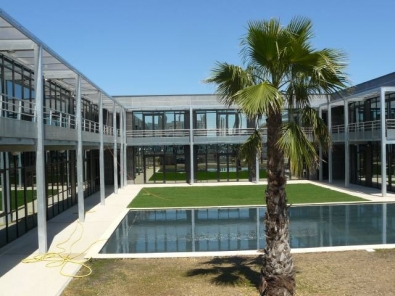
100,203 -> 395,254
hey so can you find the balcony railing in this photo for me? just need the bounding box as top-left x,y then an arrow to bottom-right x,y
0,97 -> 118,136
194,128 -> 255,137
332,119 -> 395,140
127,129 -> 190,138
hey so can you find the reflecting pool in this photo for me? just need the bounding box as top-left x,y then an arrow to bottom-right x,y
100,203 -> 395,254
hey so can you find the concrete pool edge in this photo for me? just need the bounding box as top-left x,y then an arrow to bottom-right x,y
89,244 -> 395,259
86,203 -> 395,259
85,208 -> 130,259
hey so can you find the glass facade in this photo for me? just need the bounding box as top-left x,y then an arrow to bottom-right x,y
0,54 -> 117,248
129,108 -> 267,184
341,93 -> 395,192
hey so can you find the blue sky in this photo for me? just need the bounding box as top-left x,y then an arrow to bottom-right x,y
1,0 -> 394,95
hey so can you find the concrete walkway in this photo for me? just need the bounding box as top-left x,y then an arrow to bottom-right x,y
0,180 -> 395,296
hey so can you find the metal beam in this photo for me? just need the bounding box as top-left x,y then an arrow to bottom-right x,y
0,39 -> 35,51
43,70 -> 76,79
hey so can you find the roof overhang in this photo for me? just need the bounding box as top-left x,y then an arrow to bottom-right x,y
0,9 -> 124,113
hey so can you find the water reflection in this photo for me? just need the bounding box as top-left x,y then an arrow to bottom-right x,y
100,203 -> 395,254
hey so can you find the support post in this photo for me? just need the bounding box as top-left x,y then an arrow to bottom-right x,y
328,103 -> 333,184
99,93 -> 105,205
344,100 -> 349,187
255,116 -> 259,184
34,44 -> 47,253
319,106 -> 323,181
189,106 -> 194,184
380,88 -> 387,196
76,75 -> 85,222
123,109 -> 128,186
113,102 -> 118,193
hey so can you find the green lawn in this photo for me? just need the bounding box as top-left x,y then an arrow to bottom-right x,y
128,184 -> 365,208
149,170 -> 267,181
0,189 -> 58,211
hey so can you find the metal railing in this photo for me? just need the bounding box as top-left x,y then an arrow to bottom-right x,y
127,129 -> 190,137
194,128 -> 255,137
0,96 -> 118,136
0,98 -> 36,121
348,120 -> 381,132
332,119 -> 395,137
331,124 -> 345,134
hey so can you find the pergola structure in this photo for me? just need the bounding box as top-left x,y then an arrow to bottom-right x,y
0,9 -> 127,253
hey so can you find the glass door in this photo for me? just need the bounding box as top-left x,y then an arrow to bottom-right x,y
143,155 -> 164,184
143,113 -> 163,136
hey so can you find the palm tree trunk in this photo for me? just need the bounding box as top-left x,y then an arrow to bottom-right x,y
259,112 -> 295,296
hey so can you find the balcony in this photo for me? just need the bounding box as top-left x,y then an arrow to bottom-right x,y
331,119 -> 395,142
126,128 -> 258,146
0,99 -> 119,146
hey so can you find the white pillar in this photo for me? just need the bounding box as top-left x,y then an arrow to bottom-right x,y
189,106 -> 194,184
76,75 -> 85,222
382,203 -> 387,244
123,109 -> 128,186
120,110 -> 124,188
380,88 -> 387,196
99,93 -> 105,205
328,103 -> 332,184
255,116 -> 259,184
344,100 -> 349,187
34,44 -> 47,253
113,102 -> 118,193
319,106 -> 323,181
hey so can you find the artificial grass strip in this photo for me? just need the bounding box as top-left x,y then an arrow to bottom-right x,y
149,170 -> 267,181
128,184 -> 365,208
0,189 -> 58,211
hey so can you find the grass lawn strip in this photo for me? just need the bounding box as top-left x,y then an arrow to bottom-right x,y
129,184 -> 364,208
0,189 -> 59,211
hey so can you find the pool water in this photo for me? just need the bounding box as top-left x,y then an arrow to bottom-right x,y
100,203 -> 395,254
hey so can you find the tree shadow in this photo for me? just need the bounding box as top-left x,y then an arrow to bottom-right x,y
186,255 -> 263,290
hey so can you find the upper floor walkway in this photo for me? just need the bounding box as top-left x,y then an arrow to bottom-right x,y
332,119 -> 395,143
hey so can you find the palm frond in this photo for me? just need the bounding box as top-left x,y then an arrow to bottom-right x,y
277,122 -> 318,176
239,129 -> 262,165
301,106 -> 331,152
204,62 -> 254,107
234,82 -> 283,118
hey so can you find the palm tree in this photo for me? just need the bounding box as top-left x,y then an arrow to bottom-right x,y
205,17 -> 348,295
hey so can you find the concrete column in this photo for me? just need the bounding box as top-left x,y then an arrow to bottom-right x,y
380,88 -> 387,196
76,75 -> 85,222
34,44 -> 47,253
99,93 -> 105,205
113,102 -> 118,193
